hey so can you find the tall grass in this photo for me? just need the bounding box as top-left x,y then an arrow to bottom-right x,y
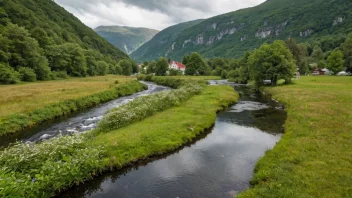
97,83 -> 203,132
0,134 -> 106,197
0,80 -> 147,136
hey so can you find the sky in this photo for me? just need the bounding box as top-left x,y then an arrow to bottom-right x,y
54,0 -> 265,30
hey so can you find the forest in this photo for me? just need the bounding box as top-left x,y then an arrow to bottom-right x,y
0,0 -> 135,84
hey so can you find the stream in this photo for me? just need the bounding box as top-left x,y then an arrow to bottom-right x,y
0,82 -> 170,148
58,81 -> 287,198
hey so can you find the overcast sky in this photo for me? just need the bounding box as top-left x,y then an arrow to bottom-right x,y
54,0 -> 265,30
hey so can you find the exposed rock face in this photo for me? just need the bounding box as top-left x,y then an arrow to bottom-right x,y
241,35 -> 247,41
195,34 -> 204,45
229,27 -> 237,35
300,29 -> 313,37
211,23 -> 217,30
255,20 -> 288,38
206,36 -> 216,45
183,39 -> 192,48
255,30 -> 272,38
333,17 -> 343,26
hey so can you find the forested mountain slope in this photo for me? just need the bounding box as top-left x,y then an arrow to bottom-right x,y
95,26 -> 159,54
130,19 -> 204,62
0,0 -> 129,84
132,0 -> 352,61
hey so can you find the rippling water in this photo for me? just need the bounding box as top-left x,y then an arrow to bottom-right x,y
0,82 -> 170,147
58,82 -> 287,198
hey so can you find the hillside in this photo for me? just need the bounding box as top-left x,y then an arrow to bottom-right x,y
95,26 -> 159,54
130,19 -> 204,62
132,0 -> 352,61
0,0 -> 129,84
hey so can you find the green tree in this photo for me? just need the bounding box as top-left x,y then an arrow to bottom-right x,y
34,57 -> 51,80
96,61 -> 109,76
30,27 -> 51,48
341,33 -> 352,58
0,63 -> 20,84
221,70 -> 228,79
344,56 -> 352,73
146,61 -> 156,74
169,68 -> 182,76
155,57 -> 169,76
18,67 -> 37,82
326,50 -> 344,75
185,52 -> 207,76
131,60 -> 139,74
311,45 -> 324,63
119,59 -> 132,76
249,40 -> 296,86
64,44 -> 87,77
182,54 -> 190,65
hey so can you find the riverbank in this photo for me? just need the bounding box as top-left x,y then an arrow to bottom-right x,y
93,84 -> 239,169
239,76 -> 352,198
0,77 -> 238,197
0,76 -> 146,136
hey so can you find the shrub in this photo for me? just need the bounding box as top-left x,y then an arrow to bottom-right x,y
18,67 -> 37,82
0,64 -> 20,84
0,134 -> 106,197
97,83 -> 204,132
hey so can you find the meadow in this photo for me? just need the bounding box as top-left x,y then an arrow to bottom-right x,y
0,75 -> 136,117
0,75 -> 146,135
240,76 -> 352,198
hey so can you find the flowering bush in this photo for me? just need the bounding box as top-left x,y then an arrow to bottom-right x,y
98,83 -> 204,132
0,134 -> 106,197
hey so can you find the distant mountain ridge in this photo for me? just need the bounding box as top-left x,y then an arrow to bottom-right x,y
95,26 -> 159,54
132,0 -> 352,61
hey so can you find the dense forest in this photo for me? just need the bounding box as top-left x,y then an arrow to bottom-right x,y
132,0 -> 352,62
0,0 -> 134,84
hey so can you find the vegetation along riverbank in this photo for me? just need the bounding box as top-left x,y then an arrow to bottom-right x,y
0,76 -> 238,197
0,75 -> 146,136
239,76 -> 352,198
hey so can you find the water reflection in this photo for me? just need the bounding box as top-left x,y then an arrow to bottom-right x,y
58,83 -> 286,198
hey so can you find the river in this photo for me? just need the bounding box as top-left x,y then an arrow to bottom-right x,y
0,82 -> 170,147
57,82 -> 287,198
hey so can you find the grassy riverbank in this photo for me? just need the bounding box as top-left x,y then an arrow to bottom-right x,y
239,76 -> 352,198
0,75 -> 146,135
94,84 -> 238,168
0,77 -> 238,197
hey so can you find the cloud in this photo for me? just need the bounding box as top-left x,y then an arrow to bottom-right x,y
54,0 -> 265,30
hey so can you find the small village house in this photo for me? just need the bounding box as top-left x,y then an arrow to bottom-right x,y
169,61 -> 186,74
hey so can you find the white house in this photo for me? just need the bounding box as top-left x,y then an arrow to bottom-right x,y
169,61 -> 186,74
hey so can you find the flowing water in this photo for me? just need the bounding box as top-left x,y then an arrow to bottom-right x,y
58,82 -> 287,198
0,82 -> 170,147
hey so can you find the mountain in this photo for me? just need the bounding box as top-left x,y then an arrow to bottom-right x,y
130,19 -> 204,62
95,26 -> 159,55
0,0 -> 129,83
131,0 -> 352,62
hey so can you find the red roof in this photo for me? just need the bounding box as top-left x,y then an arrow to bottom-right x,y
171,61 -> 186,69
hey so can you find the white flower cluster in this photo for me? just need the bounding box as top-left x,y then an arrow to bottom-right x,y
98,83 -> 203,132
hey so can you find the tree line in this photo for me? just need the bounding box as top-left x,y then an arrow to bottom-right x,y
141,32 -> 351,86
0,1 -> 131,84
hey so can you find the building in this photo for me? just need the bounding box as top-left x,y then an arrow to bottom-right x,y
169,61 -> 186,74
312,69 -> 325,75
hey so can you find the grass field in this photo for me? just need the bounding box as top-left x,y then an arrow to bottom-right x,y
0,75 -> 135,117
0,75 -> 146,135
239,76 -> 352,198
